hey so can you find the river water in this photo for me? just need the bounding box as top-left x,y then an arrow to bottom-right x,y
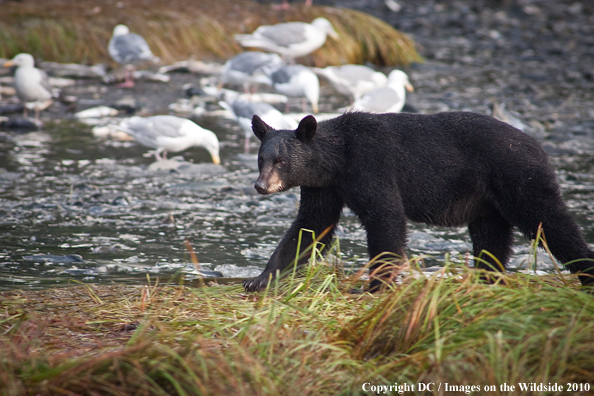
0,106 -> 592,290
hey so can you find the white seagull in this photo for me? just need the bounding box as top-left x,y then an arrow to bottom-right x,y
234,18 -> 338,60
267,65 -> 320,113
219,93 -> 297,153
220,51 -> 284,92
351,70 -> 413,113
118,115 -> 220,163
4,53 -> 53,120
313,64 -> 388,103
108,24 -> 158,88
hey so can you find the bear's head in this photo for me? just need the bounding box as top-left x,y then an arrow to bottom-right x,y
252,114 -> 320,195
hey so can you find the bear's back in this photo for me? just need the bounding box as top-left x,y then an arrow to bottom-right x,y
318,111 -> 547,168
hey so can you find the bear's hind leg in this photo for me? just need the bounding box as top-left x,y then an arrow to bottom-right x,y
515,209 -> 594,287
468,207 -> 514,276
494,179 -> 594,287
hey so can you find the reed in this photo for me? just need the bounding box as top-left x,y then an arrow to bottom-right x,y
0,0 -> 422,67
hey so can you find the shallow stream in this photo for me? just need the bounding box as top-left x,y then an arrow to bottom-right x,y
1,108 -> 592,290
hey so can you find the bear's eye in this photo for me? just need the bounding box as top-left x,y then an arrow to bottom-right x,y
275,159 -> 286,167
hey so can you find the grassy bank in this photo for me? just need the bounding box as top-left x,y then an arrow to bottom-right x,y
0,0 -> 422,67
1,255 -> 593,395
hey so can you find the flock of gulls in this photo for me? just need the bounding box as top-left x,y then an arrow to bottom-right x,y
2,16 -> 415,163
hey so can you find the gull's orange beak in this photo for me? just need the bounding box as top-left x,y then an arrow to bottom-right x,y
405,83 -> 414,93
4,60 -> 14,68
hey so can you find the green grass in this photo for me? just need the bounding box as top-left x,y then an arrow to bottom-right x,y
1,247 -> 593,395
0,0 -> 422,67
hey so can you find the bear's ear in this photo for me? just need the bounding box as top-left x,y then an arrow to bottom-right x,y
295,115 -> 317,142
252,115 -> 273,141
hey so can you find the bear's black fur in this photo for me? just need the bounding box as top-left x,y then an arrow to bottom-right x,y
243,111 -> 594,292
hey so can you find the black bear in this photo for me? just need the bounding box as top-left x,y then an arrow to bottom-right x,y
243,111 -> 594,292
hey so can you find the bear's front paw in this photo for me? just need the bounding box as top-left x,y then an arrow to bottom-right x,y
243,274 -> 273,292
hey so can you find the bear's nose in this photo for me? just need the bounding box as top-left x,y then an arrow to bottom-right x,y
254,180 -> 269,194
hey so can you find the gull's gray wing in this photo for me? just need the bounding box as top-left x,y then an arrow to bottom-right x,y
144,116 -> 189,138
110,33 -> 154,63
123,116 -> 186,140
232,100 -> 275,119
271,65 -> 306,85
38,69 -> 53,95
332,65 -> 378,84
257,22 -> 308,47
230,52 -> 278,74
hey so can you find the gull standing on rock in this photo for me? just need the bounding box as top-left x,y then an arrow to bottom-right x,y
4,53 -> 53,120
220,51 -> 284,93
108,24 -> 158,88
351,69 -> 413,113
219,93 -> 297,153
313,64 -> 388,103
118,115 -> 220,163
267,65 -> 320,113
234,18 -> 338,60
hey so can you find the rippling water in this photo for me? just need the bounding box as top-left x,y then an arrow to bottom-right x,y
0,112 -> 592,290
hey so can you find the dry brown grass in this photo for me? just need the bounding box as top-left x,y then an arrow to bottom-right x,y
0,0 -> 422,67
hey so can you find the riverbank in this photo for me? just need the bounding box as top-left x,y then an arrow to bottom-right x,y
1,261 -> 593,395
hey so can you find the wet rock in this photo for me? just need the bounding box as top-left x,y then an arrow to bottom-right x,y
197,269 -> 224,278
111,96 -> 140,114
0,103 -> 24,115
185,85 -> 208,98
23,254 -> 84,263
0,86 -> 17,96
111,196 -> 129,206
0,117 -> 43,131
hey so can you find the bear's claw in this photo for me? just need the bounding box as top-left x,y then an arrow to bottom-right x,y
243,275 -> 273,292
